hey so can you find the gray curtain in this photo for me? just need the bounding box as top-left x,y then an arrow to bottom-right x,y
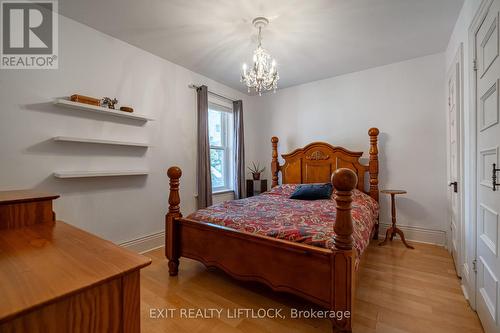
197,85 -> 212,208
233,100 -> 245,199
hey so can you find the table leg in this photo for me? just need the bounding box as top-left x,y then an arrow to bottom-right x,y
378,227 -> 393,246
394,227 -> 414,249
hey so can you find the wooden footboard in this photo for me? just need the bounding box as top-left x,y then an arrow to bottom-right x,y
165,167 -> 358,332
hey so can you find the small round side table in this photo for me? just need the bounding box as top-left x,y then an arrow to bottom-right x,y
378,189 -> 414,249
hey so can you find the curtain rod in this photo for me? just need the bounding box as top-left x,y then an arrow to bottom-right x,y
188,84 -> 236,103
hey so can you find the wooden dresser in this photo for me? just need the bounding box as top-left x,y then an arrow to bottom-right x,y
0,190 -> 151,332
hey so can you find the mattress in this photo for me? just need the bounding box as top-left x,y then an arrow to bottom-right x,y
188,184 -> 379,265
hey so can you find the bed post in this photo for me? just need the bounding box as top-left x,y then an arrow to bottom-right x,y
368,128 -> 379,202
332,168 -> 356,250
166,166 -> 182,276
271,136 -> 280,188
368,127 -> 380,240
331,168 -> 357,333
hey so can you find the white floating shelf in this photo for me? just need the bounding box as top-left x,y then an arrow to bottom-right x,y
53,136 -> 150,148
53,99 -> 154,121
54,170 -> 149,179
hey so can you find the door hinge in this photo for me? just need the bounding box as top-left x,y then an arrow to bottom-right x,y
473,59 -> 478,71
473,259 -> 477,273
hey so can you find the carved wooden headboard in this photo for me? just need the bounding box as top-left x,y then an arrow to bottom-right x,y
271,128 -> 379,202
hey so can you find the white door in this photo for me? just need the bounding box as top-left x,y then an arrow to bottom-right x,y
447,46 -> 463,278
474,1 -> 500,331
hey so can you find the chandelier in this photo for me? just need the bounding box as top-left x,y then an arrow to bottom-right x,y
241,17 -> 279,96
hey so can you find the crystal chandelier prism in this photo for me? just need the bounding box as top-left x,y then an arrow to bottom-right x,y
241,17 -> 279,96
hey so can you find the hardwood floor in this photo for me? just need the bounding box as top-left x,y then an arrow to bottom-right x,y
140,242 -> 483,333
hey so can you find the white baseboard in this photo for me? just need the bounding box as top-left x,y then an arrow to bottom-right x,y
119,231 -> 165,254
461,284 -> 470,301
378,223 -> 446,246
120,224 -> 445,254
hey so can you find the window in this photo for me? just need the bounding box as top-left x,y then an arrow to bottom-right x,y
208,103 -> 234,192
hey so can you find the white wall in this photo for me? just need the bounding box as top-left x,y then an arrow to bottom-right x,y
0,15 -> 252,245
245,53 -> 448,237
0,10 -> 459,249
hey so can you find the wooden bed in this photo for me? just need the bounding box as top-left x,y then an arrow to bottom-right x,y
165,127 -> 379,332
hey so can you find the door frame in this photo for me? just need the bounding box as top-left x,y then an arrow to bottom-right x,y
446,43 -> 465,278
468,0 -> 495,310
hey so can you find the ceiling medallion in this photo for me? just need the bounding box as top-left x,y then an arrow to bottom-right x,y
241,17 -> 279,96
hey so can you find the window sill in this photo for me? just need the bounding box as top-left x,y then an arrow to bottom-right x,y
213,189 -> 234,195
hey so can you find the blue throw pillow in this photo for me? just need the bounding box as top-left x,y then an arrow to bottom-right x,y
289,183 -> 333,200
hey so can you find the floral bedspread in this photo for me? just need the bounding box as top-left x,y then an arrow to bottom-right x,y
188,184 -> 379,265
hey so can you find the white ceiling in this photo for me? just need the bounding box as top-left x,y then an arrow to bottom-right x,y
60,0 -> 464,93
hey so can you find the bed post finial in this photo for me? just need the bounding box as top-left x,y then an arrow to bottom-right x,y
332,168 -> 357,250
368,127 -> 379,203
166,166 -> 182,276
167,166 -> 182,215
271,136 -> 280,188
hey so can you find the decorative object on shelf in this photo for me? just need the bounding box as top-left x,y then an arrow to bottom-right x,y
246,179 -> 267,197
120,106 -> 134,113
53,99 -> 153,121
248,161 -> 265,180
101,97 -> 118,109
241,17 -> 279,96
70,94 -> 100,106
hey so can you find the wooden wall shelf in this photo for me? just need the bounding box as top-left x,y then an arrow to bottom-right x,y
53,99 -> 154,122
53,170 -> 149,179
53,136 -> 150,148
